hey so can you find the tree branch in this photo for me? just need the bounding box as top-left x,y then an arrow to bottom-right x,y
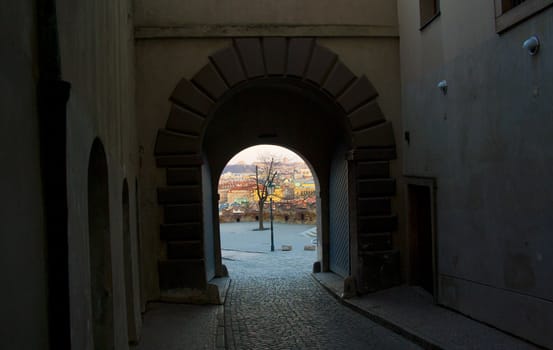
255,165 -> 262,201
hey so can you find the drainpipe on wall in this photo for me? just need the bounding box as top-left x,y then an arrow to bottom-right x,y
36,0 -> 71,348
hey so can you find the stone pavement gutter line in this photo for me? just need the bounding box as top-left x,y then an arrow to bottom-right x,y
211,276 -> 231,349
216,304 -> 226,350
312,272 -> 542,350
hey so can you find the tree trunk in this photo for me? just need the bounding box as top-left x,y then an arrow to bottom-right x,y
258,200 -> 265,230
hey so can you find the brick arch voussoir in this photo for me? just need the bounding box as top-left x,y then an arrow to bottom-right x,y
154,37 -> 396,162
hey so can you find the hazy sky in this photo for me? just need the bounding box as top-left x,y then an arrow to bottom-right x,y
227,145 -> 304,164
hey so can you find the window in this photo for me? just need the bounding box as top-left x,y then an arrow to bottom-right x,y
420,0 -> 440,29
501,0 -> 528,13
495,0 -> 553,32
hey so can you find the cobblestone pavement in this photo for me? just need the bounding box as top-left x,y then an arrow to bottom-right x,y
134,302 -> 219,350
222,224 -> 421,350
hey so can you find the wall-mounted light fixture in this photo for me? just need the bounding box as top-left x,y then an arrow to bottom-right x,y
522,36 -> 540,56
437,80 -> 448,95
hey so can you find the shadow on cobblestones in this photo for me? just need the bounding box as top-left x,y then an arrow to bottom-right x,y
221,223 -> 420,350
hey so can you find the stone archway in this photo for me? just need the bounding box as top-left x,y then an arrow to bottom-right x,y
154,38 -> 398,300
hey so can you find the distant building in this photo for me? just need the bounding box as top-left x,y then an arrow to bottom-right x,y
227,187 -> 255,204
218,188 -> 229,203
294,182 -> 316,198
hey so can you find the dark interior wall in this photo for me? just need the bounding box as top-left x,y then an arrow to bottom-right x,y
122,179 -> 139,343
203,80 -> 350,191
0,1 -> 50,348
135,178 -> 146,313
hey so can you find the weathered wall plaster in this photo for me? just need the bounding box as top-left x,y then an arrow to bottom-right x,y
398,1 -> 553,347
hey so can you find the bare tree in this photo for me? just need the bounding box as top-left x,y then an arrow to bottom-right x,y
255,157 -> 278,230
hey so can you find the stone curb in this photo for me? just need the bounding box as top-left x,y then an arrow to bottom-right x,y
311,273 -> 442,350
222,279 -> 233,350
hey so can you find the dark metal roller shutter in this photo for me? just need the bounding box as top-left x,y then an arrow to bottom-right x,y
329,152 -> 350,277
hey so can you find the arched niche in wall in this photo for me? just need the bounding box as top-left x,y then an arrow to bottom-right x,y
87,138 -> 114,349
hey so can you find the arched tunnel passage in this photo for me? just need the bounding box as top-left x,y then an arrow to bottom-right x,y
201,80 -> 353,282
216,145 -> 321,274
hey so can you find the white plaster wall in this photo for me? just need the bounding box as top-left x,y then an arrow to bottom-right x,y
0,1 -> 49,349
56,0 -> 141,348
398,1 -> 553,347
